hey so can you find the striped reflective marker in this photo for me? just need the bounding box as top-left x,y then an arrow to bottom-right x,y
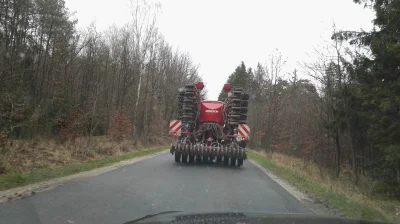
169,120 -> 182,136
238,124 -> 250,139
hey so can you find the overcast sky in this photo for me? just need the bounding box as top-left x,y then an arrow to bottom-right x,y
65,0 -> 374,99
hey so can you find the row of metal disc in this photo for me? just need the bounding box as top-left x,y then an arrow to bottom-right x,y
174,153 -> 244,167
225,88 -> 249,125
177,84 -> 199,132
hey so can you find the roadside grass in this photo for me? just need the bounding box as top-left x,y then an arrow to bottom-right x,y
0,146 -> 168,191
248,150 -> 400,223
0,136 -> 173,174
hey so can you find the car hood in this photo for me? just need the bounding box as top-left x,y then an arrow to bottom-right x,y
124,211 -> 389,224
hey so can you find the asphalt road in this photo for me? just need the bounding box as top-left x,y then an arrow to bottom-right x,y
0,152 -> 311,224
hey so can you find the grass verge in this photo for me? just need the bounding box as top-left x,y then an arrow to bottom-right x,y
248,150 -> 395,223
0,146 -> 167,191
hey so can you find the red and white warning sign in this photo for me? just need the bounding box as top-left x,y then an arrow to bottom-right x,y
169,120 -> 182,136
238,124 -> 250,139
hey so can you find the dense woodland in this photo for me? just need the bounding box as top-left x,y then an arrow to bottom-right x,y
1,0 -> 399,196
0,0 -> 202,144
218,0 -> 400,196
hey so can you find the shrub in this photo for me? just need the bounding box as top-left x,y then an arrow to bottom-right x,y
108,108 -> 133,141
56,107 -> 85,143
0,131 -> 9,148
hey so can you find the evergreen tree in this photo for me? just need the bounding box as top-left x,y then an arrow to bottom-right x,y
335,0 -> 400,185
217,62 -> 252,101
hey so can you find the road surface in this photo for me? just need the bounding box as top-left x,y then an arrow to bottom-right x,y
0,152 -> 311,224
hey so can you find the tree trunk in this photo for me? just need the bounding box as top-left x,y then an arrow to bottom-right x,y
335,131 -> 341,177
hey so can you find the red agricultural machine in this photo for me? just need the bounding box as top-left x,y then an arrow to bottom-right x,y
169,82 -> 250,167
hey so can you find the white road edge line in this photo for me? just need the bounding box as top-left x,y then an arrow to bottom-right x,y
0,149 -> 168,204
249,159 -> 317,214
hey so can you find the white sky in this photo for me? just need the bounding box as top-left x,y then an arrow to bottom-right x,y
65,0 -> 374,99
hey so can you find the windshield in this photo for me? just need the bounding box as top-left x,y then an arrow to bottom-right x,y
0,0 -> 399,224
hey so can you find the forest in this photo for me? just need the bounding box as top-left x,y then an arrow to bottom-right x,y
218,0 -> 400,197
1,0 -> 399,198
0,0 -> 202,145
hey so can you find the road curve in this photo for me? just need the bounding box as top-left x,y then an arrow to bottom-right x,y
0,152 -> 311,224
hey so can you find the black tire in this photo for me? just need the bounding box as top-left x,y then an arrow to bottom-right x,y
196,155 -> 201,163
175,153 -> 181,163
231,157 -> 236,166
189,155 -> 194,163
238,158 -> 243,166
182,154 -> 188,163
223,157 -> 229,166
216,156 -> 222,163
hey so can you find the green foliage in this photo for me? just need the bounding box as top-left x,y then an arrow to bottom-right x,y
331,0 -> 400,191
217,62 -> 252,101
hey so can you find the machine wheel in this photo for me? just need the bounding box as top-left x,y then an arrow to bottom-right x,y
182,154 -> 188,163
189,155 -> 194,163
175,153 -> 181,163
223,157 -> 229,166
238,158 -> 243,166
231,157 -> 236,166
216,156 -> 222,163
196,155 -> 201,163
